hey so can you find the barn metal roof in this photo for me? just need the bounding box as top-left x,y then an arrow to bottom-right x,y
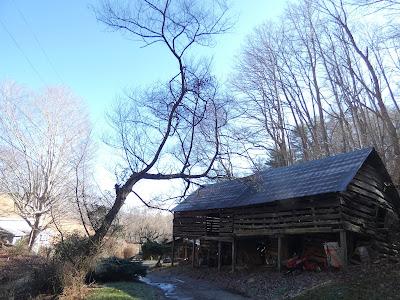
174,147 -> 377,212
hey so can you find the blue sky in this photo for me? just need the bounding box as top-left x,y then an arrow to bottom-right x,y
0,0 -> 286,204
0,0 -> 285,126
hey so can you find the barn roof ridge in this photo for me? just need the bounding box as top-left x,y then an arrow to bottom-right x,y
174,147 -> 376,212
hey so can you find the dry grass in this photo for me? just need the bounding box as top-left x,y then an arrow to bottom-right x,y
58,263 -> 90,300
123,246 -> 136,259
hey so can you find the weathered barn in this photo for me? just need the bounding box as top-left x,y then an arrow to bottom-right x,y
171,148 -> 400,271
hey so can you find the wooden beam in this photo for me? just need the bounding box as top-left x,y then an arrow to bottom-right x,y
199,236 -> 233,242
235,227 -> 337,237
231,238 -> 236,272
218,241 -> 222,272
192,239 -> 196,268
184,242 -> 188,260
340,230 -> 348,267
171,236 -> 175,267
277,235 -> 282,272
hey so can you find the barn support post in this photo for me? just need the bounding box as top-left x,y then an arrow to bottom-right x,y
218,241 -> 222,272
171,236 -> 175,267
231,238 -> 236,272
199,241 -> 204,267
184,241 -> 188,260
340,230 -> 348,267
277,235 -> 282,272
192,239 -> 196,268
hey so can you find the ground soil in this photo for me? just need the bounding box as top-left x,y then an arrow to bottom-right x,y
145,270 -> 249,300
148,262 -> 400,300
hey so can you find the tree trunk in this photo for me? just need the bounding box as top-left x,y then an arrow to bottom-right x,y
28,215 -> 41,251
89,189 -> 129,252
156,255 -> 162,267
339,19 -> 400,181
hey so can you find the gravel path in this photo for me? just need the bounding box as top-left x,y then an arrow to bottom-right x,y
144,265 -> 338,299
143,271 -> 250,300
145,263 -> 400,299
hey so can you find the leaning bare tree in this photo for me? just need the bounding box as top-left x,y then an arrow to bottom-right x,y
91,0 -> 231,247
0,82 -> 92,250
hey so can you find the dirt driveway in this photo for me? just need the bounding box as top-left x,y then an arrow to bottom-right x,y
143,271 -> 250,300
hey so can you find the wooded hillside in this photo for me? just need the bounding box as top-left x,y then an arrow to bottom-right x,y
223,0 -> 400,186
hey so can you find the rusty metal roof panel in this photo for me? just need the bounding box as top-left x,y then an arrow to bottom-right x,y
173,147 -> 375,212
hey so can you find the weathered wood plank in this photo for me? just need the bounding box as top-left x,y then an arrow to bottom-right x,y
341,201 -> 376,218
192,239 -> 196,268
171,237 -> 175,267
278,235 -> 282,272
340,231 -> 348,267
234,219 -> 340,230
351,179 -> 386,200
218,241 -> 221,272
231,238 -> 236,272
235,213 -> 340,225
348,184 -> 391,208
235,227 -> 339,236
200,236 -> 233,242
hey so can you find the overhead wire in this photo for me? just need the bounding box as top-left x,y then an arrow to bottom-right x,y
11,0 -> 65,84
0,16 -> 47,86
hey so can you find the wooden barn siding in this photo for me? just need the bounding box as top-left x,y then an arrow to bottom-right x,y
174,162 -> 399,241
173,195 -> 342,238
340,162 -> 397,240
173,214 -> 208,238
231,196 -> 341,236
173,160 -> 400,260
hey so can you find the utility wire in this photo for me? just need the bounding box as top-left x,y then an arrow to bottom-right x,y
0,16 -> 47,86
11,0 -> 65,84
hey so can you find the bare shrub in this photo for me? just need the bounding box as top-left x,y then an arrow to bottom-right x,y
98,237 -> 126,258
122,245 -> 136,259
58,263 -> 90,300
5,238 -> 29,256
31,261 -> 62,297
52,234 -> 97,299
0,252 -> 61,299
86,257 -> 147,283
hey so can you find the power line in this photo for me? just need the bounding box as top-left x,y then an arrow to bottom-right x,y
11,0 -> 65,84
0,16 -> 47,86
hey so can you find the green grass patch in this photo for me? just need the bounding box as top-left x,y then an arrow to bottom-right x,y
86,281 -> 158,300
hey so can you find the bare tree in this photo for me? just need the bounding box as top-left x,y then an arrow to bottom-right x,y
355,0 -> 400,8
230,0 -> 400,183
0,82 -> 92,249
122,208 -> 172,244
90,0 -> 232,248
